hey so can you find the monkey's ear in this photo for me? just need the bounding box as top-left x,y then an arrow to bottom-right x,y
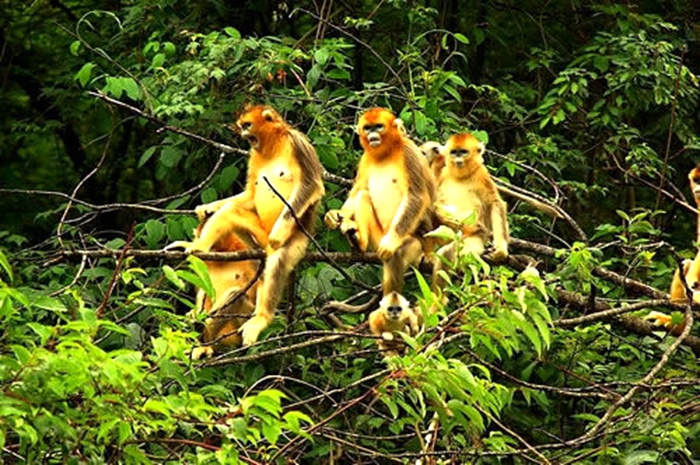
262,109 -> 276,122
477,141 -> 485,156
393,118 -> 406,135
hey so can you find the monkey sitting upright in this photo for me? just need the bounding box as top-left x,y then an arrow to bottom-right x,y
369,292 -> 421,356
325,107 -> 436,294
646,166 -> 700,335
419,140 -> 562,219
174,105 -> 325,346
429,133 -> 510,299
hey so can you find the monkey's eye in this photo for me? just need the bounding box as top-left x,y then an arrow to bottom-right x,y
240,122 -> 252,130
451,149 -> 468,157
693,178 -> 700,184
363,124 -> 385,133
387,305 -> 402,313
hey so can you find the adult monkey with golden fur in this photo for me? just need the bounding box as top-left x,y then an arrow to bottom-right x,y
646,166 -> 700,334
419,141 -> 562,219
182,105 -> 325,346
325,107 -> 435,294
431,133 -> 509,293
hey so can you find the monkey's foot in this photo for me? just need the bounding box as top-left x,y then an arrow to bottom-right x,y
644,311 -> 673,328
239,315 -> 272,346
489,246 -> 509,263
189,345 -> 214,360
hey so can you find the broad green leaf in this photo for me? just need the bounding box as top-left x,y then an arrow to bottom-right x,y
75,63 -> 96,87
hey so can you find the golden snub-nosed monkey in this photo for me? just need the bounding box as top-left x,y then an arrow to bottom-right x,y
325,107 -> 436,294
178,105 -> 325,346
369,292 -> 421,356
430,133 -> 510,296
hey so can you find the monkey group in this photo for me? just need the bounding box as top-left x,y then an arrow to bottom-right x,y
168,104 -> 550,358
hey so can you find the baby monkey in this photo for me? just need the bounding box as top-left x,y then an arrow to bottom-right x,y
369,292 -> 421,356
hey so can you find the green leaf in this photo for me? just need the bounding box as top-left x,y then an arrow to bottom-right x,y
159,145 -> 182,168
314,48 -> 329,65
201,187 -> 217,204
11,345 -> 31,364
0,249 -> 13,283
120,77 -> 140,101
262,421 -> 282,445
75,63 -> 96,87
138,146 -> 158,168
27,323 -> 53,345
162,265 -> 185,290
623,450 -> 660,465
217,165 -> 240,191
70,40 -> 81,56
186,256 -> 215,301
307,63 -> 323,89
151,53 -> 166,68
413,111 -> 428,136
224,27 -> 241,40
453,33 -> 469,44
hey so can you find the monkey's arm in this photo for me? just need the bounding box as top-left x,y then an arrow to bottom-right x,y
196,182 -> 256,219
488,186 -> 509,260
269,132 -> 325,247
325,157 -> 369,230
368,309 -> 385,336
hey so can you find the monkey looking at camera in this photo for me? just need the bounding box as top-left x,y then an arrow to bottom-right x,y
429,133 -> 509,297
325,107 -> 436,294
369,292 -> 421,356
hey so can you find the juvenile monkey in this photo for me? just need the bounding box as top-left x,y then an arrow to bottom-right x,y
420,140 -> 562,219
369,292 -> 421,356
325,107 -> 436,294
181,105 -> 325,346
430,133 -> 510,295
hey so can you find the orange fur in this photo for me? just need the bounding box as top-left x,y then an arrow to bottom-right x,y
368,292 -> 421,356
325,108 -> 435,294
186,104 -> 325,346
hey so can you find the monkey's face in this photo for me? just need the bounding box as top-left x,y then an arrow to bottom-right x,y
445,134 -> 485,171
358,108 -> 401,153
235,105 -> 282,150
420,141 -> 444,164
386,305 -> 404,320
689,167 -> 700,202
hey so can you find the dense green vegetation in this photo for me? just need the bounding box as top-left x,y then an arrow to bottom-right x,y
1,1 -> 699,463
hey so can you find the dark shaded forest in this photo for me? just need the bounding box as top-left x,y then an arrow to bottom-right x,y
0,1 -> 699,463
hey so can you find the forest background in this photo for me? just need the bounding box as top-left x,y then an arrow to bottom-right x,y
1,0 -> 699,463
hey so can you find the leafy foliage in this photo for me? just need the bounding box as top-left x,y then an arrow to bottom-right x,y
1,1 -> 699,463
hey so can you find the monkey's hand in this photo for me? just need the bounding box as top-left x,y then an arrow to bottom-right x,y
195,203 -> 222,221
324,209 -> 346,230
267,223 -> 290,251
381,332 -> 395,342
377,232 -> 403,260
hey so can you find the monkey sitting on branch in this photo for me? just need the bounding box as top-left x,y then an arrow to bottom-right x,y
369,292 -> 422,357
325,107 -> 436,295
168,105 -> 325,346
427,133 -> 510,299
